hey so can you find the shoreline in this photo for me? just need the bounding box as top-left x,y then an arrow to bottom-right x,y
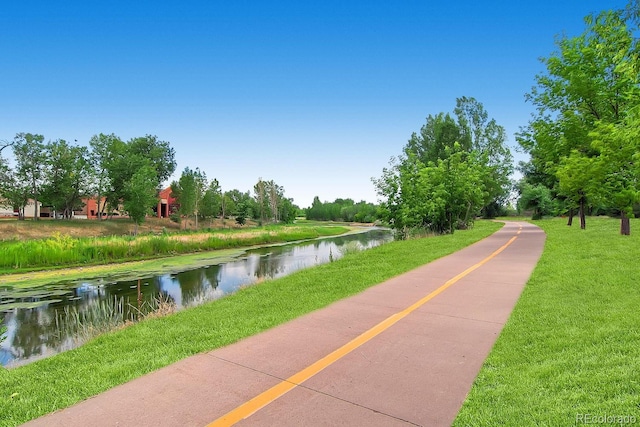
0,226 -> 379,288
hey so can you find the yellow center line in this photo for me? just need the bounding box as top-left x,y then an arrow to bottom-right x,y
208,234 -> 519,427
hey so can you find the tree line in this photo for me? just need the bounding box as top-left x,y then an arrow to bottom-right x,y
0,133 -> 299,233
517,1 -> 640,235
305,197 -> 378,223
170,172 -> 298,228
0,133 -> 176,231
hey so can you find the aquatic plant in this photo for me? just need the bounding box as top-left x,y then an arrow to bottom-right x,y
55,297 -> 130,344
129,293 -> 177,320
339,241 -> 363,256
54,293 -> 178,350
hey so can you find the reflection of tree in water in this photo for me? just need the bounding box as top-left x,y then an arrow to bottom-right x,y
204,264 -> 221,289
4,305 -> 64,362
177,266 -> 222,306
255,251 -> 288,280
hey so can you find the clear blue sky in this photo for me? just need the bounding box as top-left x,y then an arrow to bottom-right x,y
0,1 -> 629,208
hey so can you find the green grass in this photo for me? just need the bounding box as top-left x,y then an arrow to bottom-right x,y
454,217 -> 640,426
0,221 -> 501,426
0,225 -> 350,274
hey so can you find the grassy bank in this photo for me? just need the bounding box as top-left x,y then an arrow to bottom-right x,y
0,225 -> 348,274
455,218 -> 640,426
0,221 -> 501,426
0,249 -> 247,288
0,217 -> 257,241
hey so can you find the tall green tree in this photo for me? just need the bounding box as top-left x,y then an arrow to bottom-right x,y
170,167 -> 208,229
403,98 -> 512,218
128,135 -> 176,189
89,133 -> 124,219
404,113 -> 465,164
454,97 -> 513,217
13,133 -> 47,220
201,179 -> 222,224
41,140 -> 91,218
171,168 -> 194,229
588,110 -> 640,234
0,162 -> 29,219
254,178 -> 269,225
375,98 -> 509,236
123,164 -> 158,235
103,135 -> 175,217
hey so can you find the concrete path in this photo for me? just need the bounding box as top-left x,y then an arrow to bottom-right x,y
24,221 -> 545,427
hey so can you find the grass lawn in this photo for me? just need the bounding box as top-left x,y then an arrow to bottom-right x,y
454,217 -> 640,426
0,221 -> 501,426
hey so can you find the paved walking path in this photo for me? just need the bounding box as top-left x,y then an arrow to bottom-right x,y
24,221 -> 545,427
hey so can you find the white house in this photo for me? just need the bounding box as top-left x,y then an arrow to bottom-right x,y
18,200 -> 42,219
0,203 -> 14,217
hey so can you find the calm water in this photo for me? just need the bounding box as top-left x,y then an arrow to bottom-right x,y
0,228 -> 393,367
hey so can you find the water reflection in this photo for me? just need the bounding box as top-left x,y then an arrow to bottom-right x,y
0,228 -> 392,367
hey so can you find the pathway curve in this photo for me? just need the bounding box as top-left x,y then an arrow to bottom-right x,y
24,221 -> 545,427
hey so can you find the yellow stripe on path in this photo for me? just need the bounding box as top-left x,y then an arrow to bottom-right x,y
208,234 -> 519,426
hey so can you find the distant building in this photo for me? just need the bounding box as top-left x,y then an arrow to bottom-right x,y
155,187 -> 179,218
17,200 -> 42,219
73,187 -> 177,220
74,197 -> 127,219
17,187 -> 179,220
0,199 -> 14,217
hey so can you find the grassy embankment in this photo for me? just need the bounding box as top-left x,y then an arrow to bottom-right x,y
0,221 -> 501,426
455,217 -> 640,425
0,223 -> 349,275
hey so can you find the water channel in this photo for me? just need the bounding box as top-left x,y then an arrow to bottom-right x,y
0,228 -> 393,367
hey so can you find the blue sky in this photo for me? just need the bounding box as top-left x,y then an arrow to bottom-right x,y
0,1 -> 629,208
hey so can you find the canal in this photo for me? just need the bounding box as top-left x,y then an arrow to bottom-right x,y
0,228 -> 393,367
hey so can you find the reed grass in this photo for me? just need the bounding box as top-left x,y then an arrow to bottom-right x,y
55,294 -> 178,347
0,226 -> 349,273
339,241 -> 363,256
55,297 -> 130,344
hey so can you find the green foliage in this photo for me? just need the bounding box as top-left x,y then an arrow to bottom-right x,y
589,111 -> 640,217
253,178 -> 293,224
375,97 -> 510,235
517,182 -> 556,219
200,179 -> 222,220
41,140 -> 92,218
88,133 -> 123,219
12,133 -> 47,219
127,135 -> 176,187
100,134 -> 175,217
517,5 -> 640,229
306,197 -> 379,223
170,167 -> 208,229
123,165 -> 159,234
396,144 -> 486,234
